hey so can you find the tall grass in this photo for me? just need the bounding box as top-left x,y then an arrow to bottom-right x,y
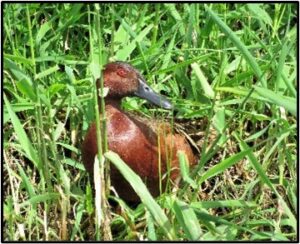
3,3 -> 297,241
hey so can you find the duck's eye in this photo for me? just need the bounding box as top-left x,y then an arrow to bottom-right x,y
117,68 -> 127,77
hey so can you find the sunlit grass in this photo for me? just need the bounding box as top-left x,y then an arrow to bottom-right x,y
3,3 -> 297,241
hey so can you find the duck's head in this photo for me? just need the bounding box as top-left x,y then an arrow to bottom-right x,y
100,61 -> 173,110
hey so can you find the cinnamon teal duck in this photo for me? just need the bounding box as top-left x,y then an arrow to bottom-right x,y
82,62 -> 196,202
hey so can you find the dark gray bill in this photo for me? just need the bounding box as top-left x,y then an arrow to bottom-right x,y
134,78 -> 173,110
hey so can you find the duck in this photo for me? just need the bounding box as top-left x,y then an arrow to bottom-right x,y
81,61 -> 196,203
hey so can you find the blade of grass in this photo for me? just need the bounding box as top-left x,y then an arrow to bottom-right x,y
247,4 -> 273,27
197,149 -> 251,185
146,210 -> 157,241
16,162 -> 36,198
253,85 -> 296,116
191,200 -> 256,209
4,57 -> 33,85
178,150 -> 197,189
173,199 -> 202,240
15,78 -> 37,102
191,62 -> 215,99
34,64 -> 60,80
216,86 -> 268,102
104,150 -> 177,240
164,4 -> 185,36
206,6 -> 267,87
234,132 -> 296,231
116,24 -> 153,60
26,5 -> 53,195
19,193 -> 60,208
4,94 -> 41,171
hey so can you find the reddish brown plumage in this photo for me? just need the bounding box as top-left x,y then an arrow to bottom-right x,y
81,62 -> 196,202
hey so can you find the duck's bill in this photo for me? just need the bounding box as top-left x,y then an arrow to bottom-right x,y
134,78 -> 173,110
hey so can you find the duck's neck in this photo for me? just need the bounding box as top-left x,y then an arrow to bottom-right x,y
99,98 -> 122,110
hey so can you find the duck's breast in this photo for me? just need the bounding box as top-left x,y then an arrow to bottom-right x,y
106,105 -> 158,178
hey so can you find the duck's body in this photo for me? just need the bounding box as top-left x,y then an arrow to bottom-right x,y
82,62 -> 196,202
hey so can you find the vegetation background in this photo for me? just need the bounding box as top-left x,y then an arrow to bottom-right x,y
3,3 -> 298,241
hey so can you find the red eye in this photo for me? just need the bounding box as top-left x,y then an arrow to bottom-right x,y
117,68 -> 127,77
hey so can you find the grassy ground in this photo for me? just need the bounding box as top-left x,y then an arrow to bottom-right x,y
3,3 -> 298,241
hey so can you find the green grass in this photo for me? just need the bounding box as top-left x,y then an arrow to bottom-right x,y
3,3 -> 298,241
